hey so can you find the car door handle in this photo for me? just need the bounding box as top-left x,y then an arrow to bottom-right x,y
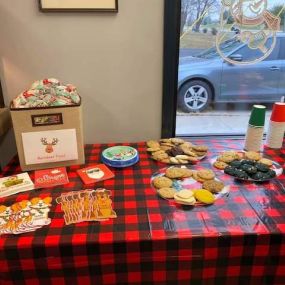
270,66 -> 280,71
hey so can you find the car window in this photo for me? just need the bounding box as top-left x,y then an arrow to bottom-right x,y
196,39 -> 242,59
279,38 -> 285,60
232,38 -> 279,61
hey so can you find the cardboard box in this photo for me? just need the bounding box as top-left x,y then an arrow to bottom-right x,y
10,100 -> 85,171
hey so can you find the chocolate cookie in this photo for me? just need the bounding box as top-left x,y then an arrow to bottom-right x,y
166,146 -> 185,157
240,159 -> 255,166
224,166 -> 237,176
240,164 -> 257,174
229,160 -> 242,168
268,169 -> 276,178
255,163 -> 270,173
233,169 -> 249,179
251,171 -> 267,181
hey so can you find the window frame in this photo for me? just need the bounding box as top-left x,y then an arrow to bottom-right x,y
161,0 -> 181,138
0,79 -> 4,108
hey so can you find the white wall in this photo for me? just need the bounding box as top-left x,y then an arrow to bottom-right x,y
0,0 -> 163,143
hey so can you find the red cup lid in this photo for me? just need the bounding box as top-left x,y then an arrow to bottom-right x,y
270,103 -> 285,122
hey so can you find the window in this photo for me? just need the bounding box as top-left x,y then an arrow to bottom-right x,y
162,0 -> 285,138
231,38 -> 280,61
0,80 -> 4,108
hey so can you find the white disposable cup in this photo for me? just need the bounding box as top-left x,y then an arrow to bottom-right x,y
266,120 -> 285,149
244,125 -> 264,152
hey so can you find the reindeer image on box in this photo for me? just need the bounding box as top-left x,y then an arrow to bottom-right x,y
10,78 -> 85,171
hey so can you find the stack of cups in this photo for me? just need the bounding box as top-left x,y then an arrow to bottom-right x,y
244,105 -> 266,152
265,102 -> 285,149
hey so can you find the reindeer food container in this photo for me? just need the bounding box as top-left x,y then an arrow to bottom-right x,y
101,146 -> 139,168
10,78 -> 85,171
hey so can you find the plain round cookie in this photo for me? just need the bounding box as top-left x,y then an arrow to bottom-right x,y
170,157 -> 180,164
165,167 -> 185,179
258,158 -> 273,166
202,180 -> 224,193
160,145 -> 172,151
192,145 -> 208,152
152,176 -> 173,189
171,138 -> 185,144
176,189 -> 194,199
146,140 -> 160,148
217,154 -> 236,163
147,147 -> 161,152
223,151 -> 239,157
192,171 -> 207,182
180,142 -> 193,148
161,158 -> 171,164
174,193 -> 196,205
160,138 -> 172,143
180,146 -> 197,157
197,169 -> 215,180
157,187 -> 176,199
181,168 -> 193,178
214,161 -> 228,170
152,152 -> 169,161
193,151 -> 207,157
245,151 -> 261,161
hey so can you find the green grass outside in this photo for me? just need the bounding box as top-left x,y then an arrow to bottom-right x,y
180,24 -> 275,49
180,31 -> 215,49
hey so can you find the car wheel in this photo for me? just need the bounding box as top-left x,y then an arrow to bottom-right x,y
178,80 -> 212,112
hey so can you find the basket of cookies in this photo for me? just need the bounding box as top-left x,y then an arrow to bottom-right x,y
151,166 -> 229,206
146,138 -> 208,165
212,151 -> 282,182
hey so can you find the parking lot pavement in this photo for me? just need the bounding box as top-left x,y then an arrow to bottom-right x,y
176,110 -> 271,136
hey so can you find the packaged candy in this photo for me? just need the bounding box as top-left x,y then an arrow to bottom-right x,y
12,78 -> 80,108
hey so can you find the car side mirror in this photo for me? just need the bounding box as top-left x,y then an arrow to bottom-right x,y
228,54 -> 243,62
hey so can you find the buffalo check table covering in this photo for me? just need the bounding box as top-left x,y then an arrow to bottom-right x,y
0,138 -> 285,285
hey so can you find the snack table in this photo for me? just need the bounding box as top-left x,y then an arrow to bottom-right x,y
0,138 -> 285,285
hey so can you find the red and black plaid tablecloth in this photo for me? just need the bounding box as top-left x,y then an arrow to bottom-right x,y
0,138 -> 285,285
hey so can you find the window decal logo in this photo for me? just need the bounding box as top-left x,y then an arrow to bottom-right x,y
216,0 -> 283,65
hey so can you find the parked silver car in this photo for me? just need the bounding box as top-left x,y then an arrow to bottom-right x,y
178,33 -> 285,112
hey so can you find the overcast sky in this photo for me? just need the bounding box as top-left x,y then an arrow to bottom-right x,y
268,0 -> 284,9
209,1 -> 285,20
